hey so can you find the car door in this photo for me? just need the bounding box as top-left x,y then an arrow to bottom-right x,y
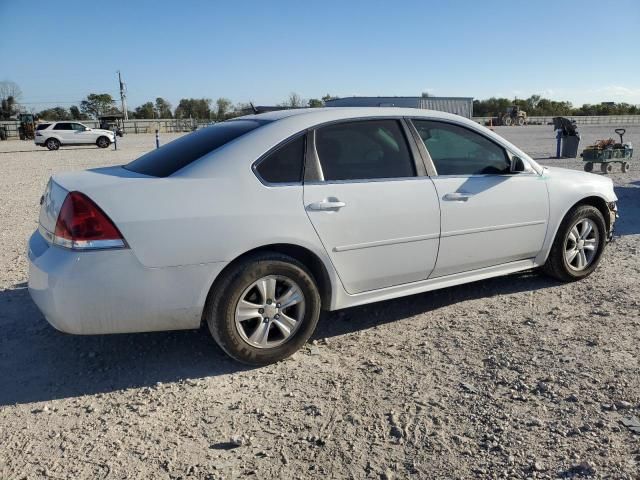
410,119 -> 549,278
70,123 -> 92,144
303,119 -> 441,294
52,122 -> 73,143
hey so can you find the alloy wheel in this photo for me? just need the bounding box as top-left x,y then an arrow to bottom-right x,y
564,218 -> 599,271
234,275 -> 306,349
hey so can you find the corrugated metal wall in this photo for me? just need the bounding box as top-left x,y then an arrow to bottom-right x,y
324,96 -> 474,118
418,97 -> 473,118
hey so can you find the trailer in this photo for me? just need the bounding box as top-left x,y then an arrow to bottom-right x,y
582,128 -> 632,173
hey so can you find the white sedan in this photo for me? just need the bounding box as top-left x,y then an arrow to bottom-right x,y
28,108 -> 618,364
35,121 -> 115,150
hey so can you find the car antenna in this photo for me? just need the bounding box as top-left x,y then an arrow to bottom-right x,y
249,102 -> 258,115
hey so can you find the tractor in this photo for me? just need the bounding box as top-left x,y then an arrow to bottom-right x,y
501,105 -> 527,126
18,113 -> 36,140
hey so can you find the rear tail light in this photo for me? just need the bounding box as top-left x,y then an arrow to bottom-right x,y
53,192 -> 126,250
35,132 -> 42,137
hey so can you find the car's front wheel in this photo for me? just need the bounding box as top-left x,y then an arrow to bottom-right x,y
45,138 -> 60,150
96,136 -> 111,148
205,253 -> 321,365
542,205 -> 606,282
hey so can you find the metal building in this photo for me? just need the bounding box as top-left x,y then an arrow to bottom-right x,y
324,96 -> 474,118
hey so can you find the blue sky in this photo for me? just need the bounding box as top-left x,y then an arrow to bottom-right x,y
2,0 -> 639,112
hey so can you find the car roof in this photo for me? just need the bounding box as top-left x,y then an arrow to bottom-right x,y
237,106 -> 466,123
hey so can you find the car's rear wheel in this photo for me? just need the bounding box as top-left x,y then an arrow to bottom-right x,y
45,138 -> 60,151
205,253 -> 321,365
96,136 -> 110,148
542,205 -> 606,282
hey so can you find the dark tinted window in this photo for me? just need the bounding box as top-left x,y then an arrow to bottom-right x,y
36,123 -> 51,130
315,120 -> 415,181
412,120 -> 510,175
124,120 -> 266,177
53,123 -> 72,130
71,123 -> 86,131
255,135 -> 305,183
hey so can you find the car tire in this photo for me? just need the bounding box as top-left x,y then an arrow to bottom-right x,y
542,205 -> 606,282
583,162 -> 593,172
45,138 -> 60,151
205,252 -> 322,365
96,136 -> 110,148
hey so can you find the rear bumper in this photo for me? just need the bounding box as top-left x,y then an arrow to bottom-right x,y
28,229 -> 227,335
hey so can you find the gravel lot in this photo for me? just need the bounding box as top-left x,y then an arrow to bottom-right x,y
0,125 -> 639,479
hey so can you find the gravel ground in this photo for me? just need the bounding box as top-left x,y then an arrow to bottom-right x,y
0,126 -> 638,479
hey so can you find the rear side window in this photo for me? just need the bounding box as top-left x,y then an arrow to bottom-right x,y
36,123 -> 51,130
255,135 -> 305,184
53,123 -> 71,130
124,120 -> 266,177
412,120 -> 510,175
315,120 -> 415,181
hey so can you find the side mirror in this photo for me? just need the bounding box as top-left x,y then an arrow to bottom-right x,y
510,156 -> 526,173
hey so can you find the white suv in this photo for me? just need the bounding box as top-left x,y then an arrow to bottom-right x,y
35,121 -> 115,150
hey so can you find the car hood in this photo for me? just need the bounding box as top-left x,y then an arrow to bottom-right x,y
543,166 -> 617,201
91,128 -> 115,135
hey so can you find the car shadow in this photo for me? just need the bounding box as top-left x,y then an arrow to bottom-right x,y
613,185 -> 640,236
0,283 -> 250,407
0,270 -> 560,407
313,270 -> 558,341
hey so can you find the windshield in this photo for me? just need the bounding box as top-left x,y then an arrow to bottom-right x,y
124,119 -> 268,177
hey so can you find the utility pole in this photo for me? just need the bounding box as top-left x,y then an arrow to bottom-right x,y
118,70 -> 128,120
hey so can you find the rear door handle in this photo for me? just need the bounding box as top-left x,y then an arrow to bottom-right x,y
443,192 -> 473,202
307,200 -> 346,211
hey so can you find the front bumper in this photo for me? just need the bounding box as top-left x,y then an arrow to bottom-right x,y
607,201 -> 618,241
28,229 -> 226,335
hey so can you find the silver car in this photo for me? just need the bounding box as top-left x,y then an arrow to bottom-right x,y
28,108 -> 618,364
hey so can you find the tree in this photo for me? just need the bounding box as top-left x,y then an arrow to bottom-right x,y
214,97 -> 233,121
134,102 -> 155,119
0,81 -> 22,102
308,98 -> 323,108
69,105 -> 88,120
37,107 -> 71,121
155,97 -> 172,118
174,98 -> 211,119
0,81 -> 22,119
321,94 -> 338,103
80,93 -> 116,118
279,92 -> 305,108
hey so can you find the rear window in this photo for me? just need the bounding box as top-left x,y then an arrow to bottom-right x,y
124,120 -> 267,177
36,123 -> 51,130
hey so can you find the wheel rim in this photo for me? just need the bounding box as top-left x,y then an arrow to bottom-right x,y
234,275 -> 306,349
564,218 -> 599,271
98,138 -> 107,147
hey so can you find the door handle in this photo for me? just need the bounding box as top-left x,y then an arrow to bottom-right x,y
443,192 -> 473,202
307,200 -> 346,211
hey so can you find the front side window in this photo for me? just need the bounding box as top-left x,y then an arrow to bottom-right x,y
125,119 -> 267,177
255,135 -> 305,184
315,120 -> 415,181
71,123 -> 86,131
53,123 -> 72,130
412,120 -> 510,175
